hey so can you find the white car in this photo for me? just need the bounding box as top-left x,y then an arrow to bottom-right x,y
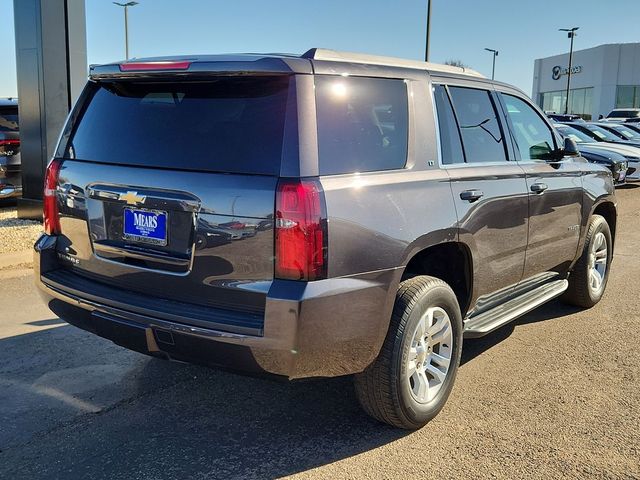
602,108 -> 640,123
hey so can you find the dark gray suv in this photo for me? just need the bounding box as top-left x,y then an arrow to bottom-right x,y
35,49 -> 617,429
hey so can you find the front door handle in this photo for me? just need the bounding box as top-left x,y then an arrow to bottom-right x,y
530,183 -> 548,194
460,189 -> 484,202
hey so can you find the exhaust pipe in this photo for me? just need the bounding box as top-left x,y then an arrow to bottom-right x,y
0,185 -> 22,198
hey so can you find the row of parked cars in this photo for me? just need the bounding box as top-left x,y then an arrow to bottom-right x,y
0,98 -> 21,200
548,115 -> 640,185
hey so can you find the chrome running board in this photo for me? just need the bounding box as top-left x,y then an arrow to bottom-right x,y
463,279 -> 569,338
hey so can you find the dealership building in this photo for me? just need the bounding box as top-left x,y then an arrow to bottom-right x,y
532,42 -> 640,120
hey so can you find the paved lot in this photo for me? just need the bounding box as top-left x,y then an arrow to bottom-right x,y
1,187 -> 639,480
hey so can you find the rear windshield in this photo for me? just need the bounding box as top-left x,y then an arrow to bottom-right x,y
63,77 -> 293,174
0,107 -> 19,132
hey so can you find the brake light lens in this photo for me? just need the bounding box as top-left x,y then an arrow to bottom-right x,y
275,179 -> 327,281
43,159 -> 62,235
0,139 -> 19,156
119,61 -> 191,71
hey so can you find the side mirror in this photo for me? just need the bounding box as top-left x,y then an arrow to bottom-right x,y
562,137 -> 580,157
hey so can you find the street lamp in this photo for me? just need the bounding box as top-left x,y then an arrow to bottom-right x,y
425,0 -> 432,62
113,1 -> 139,60
484,48 -> 498,80
559,27 -> 579,114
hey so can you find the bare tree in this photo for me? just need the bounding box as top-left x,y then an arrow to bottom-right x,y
444,59 -> 468,68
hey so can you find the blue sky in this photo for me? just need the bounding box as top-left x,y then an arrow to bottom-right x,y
2,0 -> 640,98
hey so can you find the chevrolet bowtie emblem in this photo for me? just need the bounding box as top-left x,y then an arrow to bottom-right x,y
119,191 -> 147,206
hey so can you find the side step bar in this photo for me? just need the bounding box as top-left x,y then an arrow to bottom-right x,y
463,279 -> 569,338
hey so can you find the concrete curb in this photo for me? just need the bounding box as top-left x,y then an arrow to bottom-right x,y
0,249 -> 33,270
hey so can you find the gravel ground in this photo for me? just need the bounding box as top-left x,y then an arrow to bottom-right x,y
0,206 -> 42,254
0,186 -> 639,479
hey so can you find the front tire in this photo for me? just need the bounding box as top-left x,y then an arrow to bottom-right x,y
563,214 -> 612,308
354,275 -> 463,429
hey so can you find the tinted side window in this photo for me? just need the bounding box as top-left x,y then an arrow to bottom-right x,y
434,85 -> 464,165
502,94 -> 555,160
315,76 -> 408,175
448,87 -> 506,163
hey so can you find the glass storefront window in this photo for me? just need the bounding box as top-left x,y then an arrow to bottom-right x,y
539,88 -> 593,120
615,86 -> 640,108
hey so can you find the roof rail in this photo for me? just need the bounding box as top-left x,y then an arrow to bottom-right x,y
301,48 -> 485,78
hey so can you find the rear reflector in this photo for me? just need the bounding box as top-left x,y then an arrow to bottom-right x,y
119,61 -> 191,72
43,159 -> 62,235
275,179 -> 327,281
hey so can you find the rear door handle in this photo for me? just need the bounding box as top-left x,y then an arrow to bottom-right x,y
459,190 -> 484,202
530,183 -> 548,194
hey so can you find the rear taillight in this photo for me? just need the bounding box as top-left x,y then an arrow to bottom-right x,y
43,159 -> 62,235
0,139 -> 19,156
275,179 -> 327,281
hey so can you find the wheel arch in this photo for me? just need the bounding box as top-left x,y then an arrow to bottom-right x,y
591,198 -> 617,255
401,240 -> 474,317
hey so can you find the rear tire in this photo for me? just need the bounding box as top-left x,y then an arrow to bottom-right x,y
563,214 -> 612,308
354,275 -> 463,429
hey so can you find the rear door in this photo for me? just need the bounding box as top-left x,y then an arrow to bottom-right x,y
497,91 -> 583,279
434,83 -> 529,310
53,76 -> 296,320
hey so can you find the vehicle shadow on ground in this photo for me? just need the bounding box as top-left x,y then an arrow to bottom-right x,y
0,323 -> 406,479
1,299 -> 580,479
461,299 -> 581,365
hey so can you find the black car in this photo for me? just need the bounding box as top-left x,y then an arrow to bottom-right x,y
595,122 -> 640,142
569,122 -> 640,148
546,113 -> 584,123
555,123 -> 639,182
35,50 -> 616,429
0,98 -> 21,199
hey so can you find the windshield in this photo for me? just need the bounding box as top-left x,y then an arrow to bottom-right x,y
607,110 -> 640,118
0,107 -> 19,132
611,125 -> 640,140
578,124 -> 624,142
555,125 -> 593,143
63,76 -> 294,174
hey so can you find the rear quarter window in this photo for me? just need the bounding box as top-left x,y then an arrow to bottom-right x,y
63,76 -> 294,175
315,76 -> 409,175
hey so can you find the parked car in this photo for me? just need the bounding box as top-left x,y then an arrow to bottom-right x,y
546,112 -> 585,123
0,98 -> 21,199
602,108 -> 640,123
555,124 -> 624,186
35,49 -> 617,429
594,122 -> 640,142
556,123 -> 640,181
623,123 -> 640,136
568,122 -> 640,148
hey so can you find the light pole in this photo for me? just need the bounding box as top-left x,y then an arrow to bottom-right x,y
425,0 -> 432,62
559,27 -> 579,114
113,1 -> 139,60
484,48 -> 498,80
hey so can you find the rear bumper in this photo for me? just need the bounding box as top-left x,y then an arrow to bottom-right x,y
0,183 -> 22,198
35,234 -> 401,379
